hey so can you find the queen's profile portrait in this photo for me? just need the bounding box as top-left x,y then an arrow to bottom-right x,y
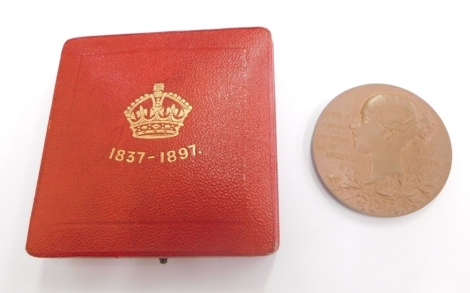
350,94 -> 433,184
341,93 -> 437,216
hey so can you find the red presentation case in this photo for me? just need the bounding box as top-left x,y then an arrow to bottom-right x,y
26,27 -> 279,257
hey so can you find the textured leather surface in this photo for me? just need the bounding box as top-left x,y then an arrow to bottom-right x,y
26,27 -> 278,257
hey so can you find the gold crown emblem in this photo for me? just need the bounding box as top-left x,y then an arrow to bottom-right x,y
124,83 -> 192,139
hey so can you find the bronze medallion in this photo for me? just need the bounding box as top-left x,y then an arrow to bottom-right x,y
312,84 -> 452,217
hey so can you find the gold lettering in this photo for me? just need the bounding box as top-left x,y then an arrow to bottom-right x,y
179,148 -> 189,160
188,144 -> 196,156
137,152 -> 146,163
108,144 -> 198,164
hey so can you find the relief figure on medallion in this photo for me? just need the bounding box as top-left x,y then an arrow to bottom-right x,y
313,83 -> 451,216
349,93 -> 434,201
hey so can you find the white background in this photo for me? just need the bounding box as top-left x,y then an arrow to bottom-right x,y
1,1 -> 469,292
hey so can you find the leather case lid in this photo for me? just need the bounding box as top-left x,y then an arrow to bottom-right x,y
27,27 -> 278,257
